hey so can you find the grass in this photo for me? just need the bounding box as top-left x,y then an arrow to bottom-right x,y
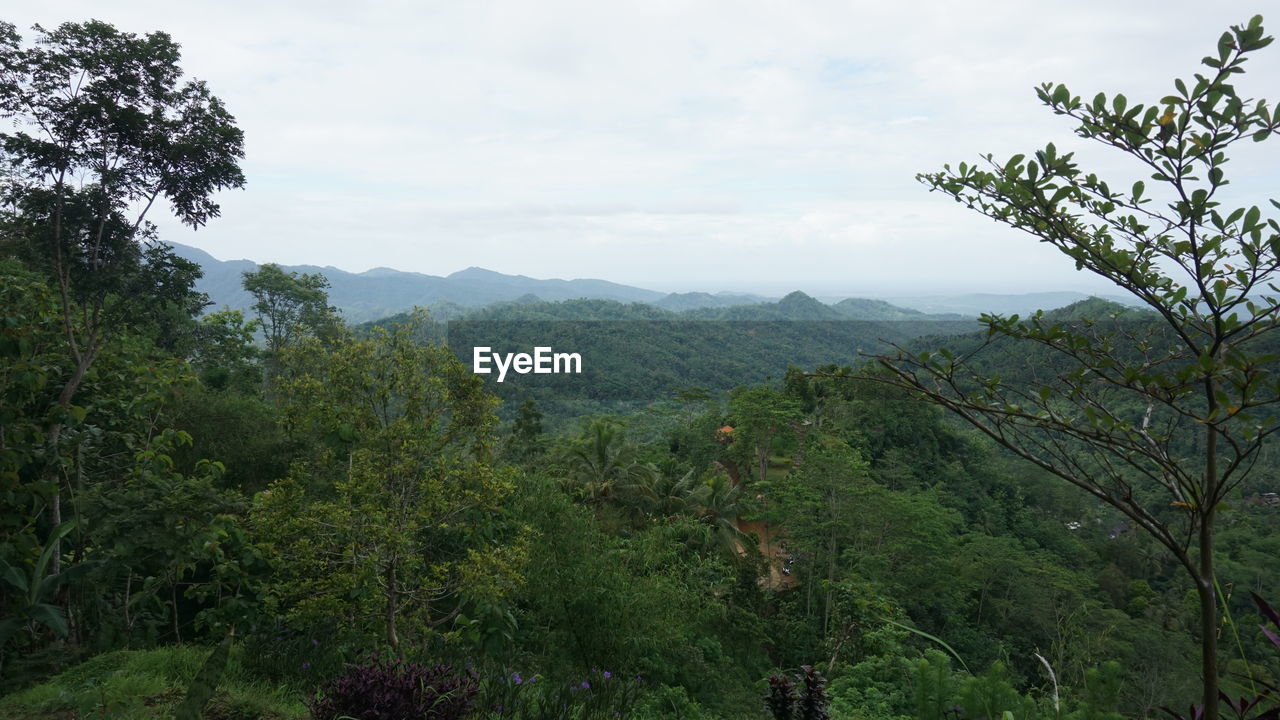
0,645 -> 308,719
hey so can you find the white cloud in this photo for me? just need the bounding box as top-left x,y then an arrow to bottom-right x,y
8,0 -> 1280,295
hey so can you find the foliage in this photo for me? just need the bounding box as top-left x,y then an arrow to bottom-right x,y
728,386 -> 800,485
505,473 -> 767,711
477,668 -> 643,720
1161,593 -> 1280,720
242,263 -> 340,355
308,655 -> 478,720
763,666 -> 829,720
5,16 -> 1280,719
189,309 -> 263,392
172,630 -> 232,720
561,419 -> 660,506
506,398 -> 547,463
0,20 -> 245,684
877,14 -> 1280,715
445,305 -> 975,423
80,429 -> 271,645
0,521 -> 79,652
252,315 -> 525,655
0,645 -> 306,719
0,17 -> 243,396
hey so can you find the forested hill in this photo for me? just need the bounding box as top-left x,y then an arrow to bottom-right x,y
367,295 -> 1169,421
448,292 -> 970,323
360,294 -> 976,420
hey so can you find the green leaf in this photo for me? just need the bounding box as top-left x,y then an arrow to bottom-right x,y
66,405 -> 87,424
1244,206 -> 1261,230
0,558 -> 28,594
31,520 -> 77,604
27,602 -> 68,637
174,632 -> 233,720
880,616 -> 971,674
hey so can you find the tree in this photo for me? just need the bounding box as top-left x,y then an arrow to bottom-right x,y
189,309 -> 262,391
728,386 -> 801,485
769,443 -> 869,638
562,420 -> 659,506
0,20 -> 245,572
253,315 -> 524,656
240,263 -> 338,355
873,16 -> 1280,715
505,397 -> 546,462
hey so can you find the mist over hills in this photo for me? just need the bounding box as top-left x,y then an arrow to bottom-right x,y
170,242 -> 1138,322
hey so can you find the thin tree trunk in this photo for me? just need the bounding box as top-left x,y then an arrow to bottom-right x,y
46,352 -> 95,578
1197,525 -> 1218,717
1200,411 -> 1219,718
171,581 -> 182,643
386,562 -> 401,658
124,573 -> 133,645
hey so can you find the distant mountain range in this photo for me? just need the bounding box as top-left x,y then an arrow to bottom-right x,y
171,243 -> 673,322
170,243 -> 1142,322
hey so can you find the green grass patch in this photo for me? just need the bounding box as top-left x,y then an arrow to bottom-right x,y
0,645 -> 307,719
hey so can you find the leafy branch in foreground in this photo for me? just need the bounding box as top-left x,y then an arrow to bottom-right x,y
869,14 -> 1280,718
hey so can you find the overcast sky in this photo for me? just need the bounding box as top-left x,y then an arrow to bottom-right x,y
8,1 -> 1280,296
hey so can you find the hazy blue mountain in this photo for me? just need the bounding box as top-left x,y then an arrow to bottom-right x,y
172,242 -> 1136,325
170,243 -> 666,322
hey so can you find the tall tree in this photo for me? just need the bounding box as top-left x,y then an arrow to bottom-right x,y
241,263 -> 338,355
0,20 -> 245,572
253,316 -> 523,656
873,16 -> 1280,715
728,386 -> 801,486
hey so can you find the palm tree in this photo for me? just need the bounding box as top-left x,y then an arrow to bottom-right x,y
623,470 -> 703,518
691,471 -> 749,557
562,421 -> 658,506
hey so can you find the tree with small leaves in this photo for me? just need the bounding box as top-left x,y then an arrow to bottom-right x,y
873,16 -> 1280,716
253,315 -> 524,657
0,20 -> 245,576
241,263 -> 339,356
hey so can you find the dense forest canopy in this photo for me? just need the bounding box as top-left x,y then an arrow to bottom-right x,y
1,14 -> 1279,720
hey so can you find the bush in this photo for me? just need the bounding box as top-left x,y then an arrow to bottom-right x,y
308,655 -> 478,720
763,666 -> 829,720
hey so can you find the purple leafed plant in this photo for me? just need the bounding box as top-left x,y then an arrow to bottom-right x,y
764,666 -> 829,720
764,673 -> 797,720
1162,594 -> 1280,720
1254,592 -> 1280,653
308,654 -> 479,720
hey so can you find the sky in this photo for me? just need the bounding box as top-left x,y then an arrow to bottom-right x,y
6,1 -> 1280,296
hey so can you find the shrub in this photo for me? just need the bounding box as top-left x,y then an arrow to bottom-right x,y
763,666 -> 828,720
308,655 -> 478,720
